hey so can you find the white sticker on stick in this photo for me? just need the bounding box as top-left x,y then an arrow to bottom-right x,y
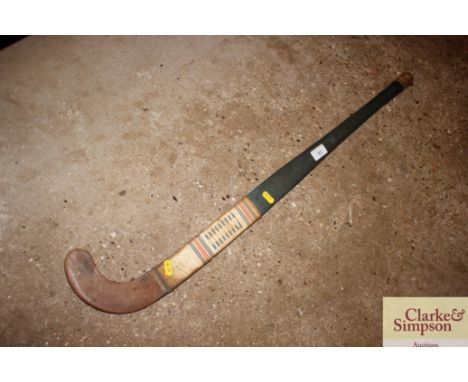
311,144 -> 328,161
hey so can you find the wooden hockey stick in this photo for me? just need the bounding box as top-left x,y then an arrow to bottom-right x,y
65,72 -> 413,313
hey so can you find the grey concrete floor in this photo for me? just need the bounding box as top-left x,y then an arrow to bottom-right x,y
0,36 -> 466,346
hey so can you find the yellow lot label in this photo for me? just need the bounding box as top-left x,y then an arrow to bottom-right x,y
163,260 -> 173,277
262,191 -> 275,204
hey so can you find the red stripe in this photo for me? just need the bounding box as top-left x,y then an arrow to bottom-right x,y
193,237 -> 211,260
238,201 -> 255,223
244,198 -> 261,219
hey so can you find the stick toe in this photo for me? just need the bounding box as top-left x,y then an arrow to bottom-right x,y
64,248 -> 167,314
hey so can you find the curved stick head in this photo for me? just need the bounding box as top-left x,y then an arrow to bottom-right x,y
64,249 -> 167,314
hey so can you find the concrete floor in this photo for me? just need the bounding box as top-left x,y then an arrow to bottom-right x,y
0,36 -> 466,346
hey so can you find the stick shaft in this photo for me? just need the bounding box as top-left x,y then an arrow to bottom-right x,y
248,75 -> 411,214
151,73 -> 413,293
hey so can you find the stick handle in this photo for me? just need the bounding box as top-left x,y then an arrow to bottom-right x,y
248,72 -> 414,214
321,72 -> 413,150
152,197 -> 261,292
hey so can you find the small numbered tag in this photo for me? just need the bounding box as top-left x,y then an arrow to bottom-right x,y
310,144 -> 328,161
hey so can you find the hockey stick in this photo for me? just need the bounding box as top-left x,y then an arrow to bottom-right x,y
65,73 -> 413,313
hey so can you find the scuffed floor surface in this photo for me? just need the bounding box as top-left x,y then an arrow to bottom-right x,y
0,36 -> 466,346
